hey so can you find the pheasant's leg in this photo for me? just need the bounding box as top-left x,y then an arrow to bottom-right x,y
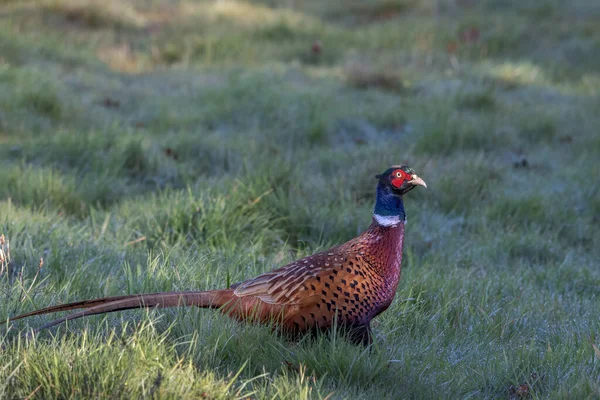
346,323 -> 373,346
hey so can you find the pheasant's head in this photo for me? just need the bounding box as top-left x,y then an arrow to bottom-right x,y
373,165 -> 426,226
376,165 -> 427,196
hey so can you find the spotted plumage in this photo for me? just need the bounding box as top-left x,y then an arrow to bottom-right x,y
9,165 -> 426,345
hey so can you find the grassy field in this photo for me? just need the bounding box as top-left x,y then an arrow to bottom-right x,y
1,0 -> 599,398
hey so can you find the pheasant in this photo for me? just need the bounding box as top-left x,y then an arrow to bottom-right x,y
9,166 -> 426,345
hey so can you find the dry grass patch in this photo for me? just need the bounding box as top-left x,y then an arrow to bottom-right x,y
97,43 -> 147,73
40,0 -> 145,30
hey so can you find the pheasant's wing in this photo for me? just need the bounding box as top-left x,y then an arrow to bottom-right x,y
233,248 -> 348,306
233,246 -> 384,331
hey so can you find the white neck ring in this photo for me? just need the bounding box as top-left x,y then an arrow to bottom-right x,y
373,214 -> 405,227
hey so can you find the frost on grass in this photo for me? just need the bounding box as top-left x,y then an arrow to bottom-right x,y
0,0 -> 599,398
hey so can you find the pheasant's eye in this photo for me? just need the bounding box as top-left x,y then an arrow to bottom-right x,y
395,172 -> 402,178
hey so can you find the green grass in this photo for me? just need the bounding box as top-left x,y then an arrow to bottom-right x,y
1,0 -> 599,398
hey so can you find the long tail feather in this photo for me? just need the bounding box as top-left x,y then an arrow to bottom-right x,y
9,294 -> 143,321
11,290 -> 233,333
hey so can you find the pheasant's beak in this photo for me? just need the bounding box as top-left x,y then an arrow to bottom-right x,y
408,174 -> 427,188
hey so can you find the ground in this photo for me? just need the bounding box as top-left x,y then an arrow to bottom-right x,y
0,0 -> 599,398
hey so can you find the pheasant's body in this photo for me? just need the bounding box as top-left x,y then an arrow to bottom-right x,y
9,166 -> 425,346
228,220 -> 405,334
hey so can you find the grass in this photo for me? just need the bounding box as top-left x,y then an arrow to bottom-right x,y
0,0 -> 599,398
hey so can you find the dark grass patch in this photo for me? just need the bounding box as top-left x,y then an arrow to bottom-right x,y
150,17 -> 341,67
121,138 -> 158,178
487,195 -> 549,227
117,179 -> 286,253
193,72 -> 337,147
486,193 -> 592,250
344,64 -> 406,93
430,157 -> 502,214
19,87 -> 63,118
0,165 -> 87,215
411,98 -> 514,155
360,102 -> 408,132
517,112 -> 557,143
413,118 -> 490,154
503,232 -> 564,264
455,88 -> 497,110
158,133 -> 241,177
1,130 -> 173,188
326,0 -> 420,24
451,17 -> 530,61
252,18 -> 325,45
0,67 -> 65,121
151,34 -> 254,66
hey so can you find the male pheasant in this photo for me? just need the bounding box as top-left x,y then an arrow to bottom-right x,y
10,166 -> 426,345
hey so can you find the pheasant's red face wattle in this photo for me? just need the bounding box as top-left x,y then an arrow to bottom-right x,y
390,169 -> 411,189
